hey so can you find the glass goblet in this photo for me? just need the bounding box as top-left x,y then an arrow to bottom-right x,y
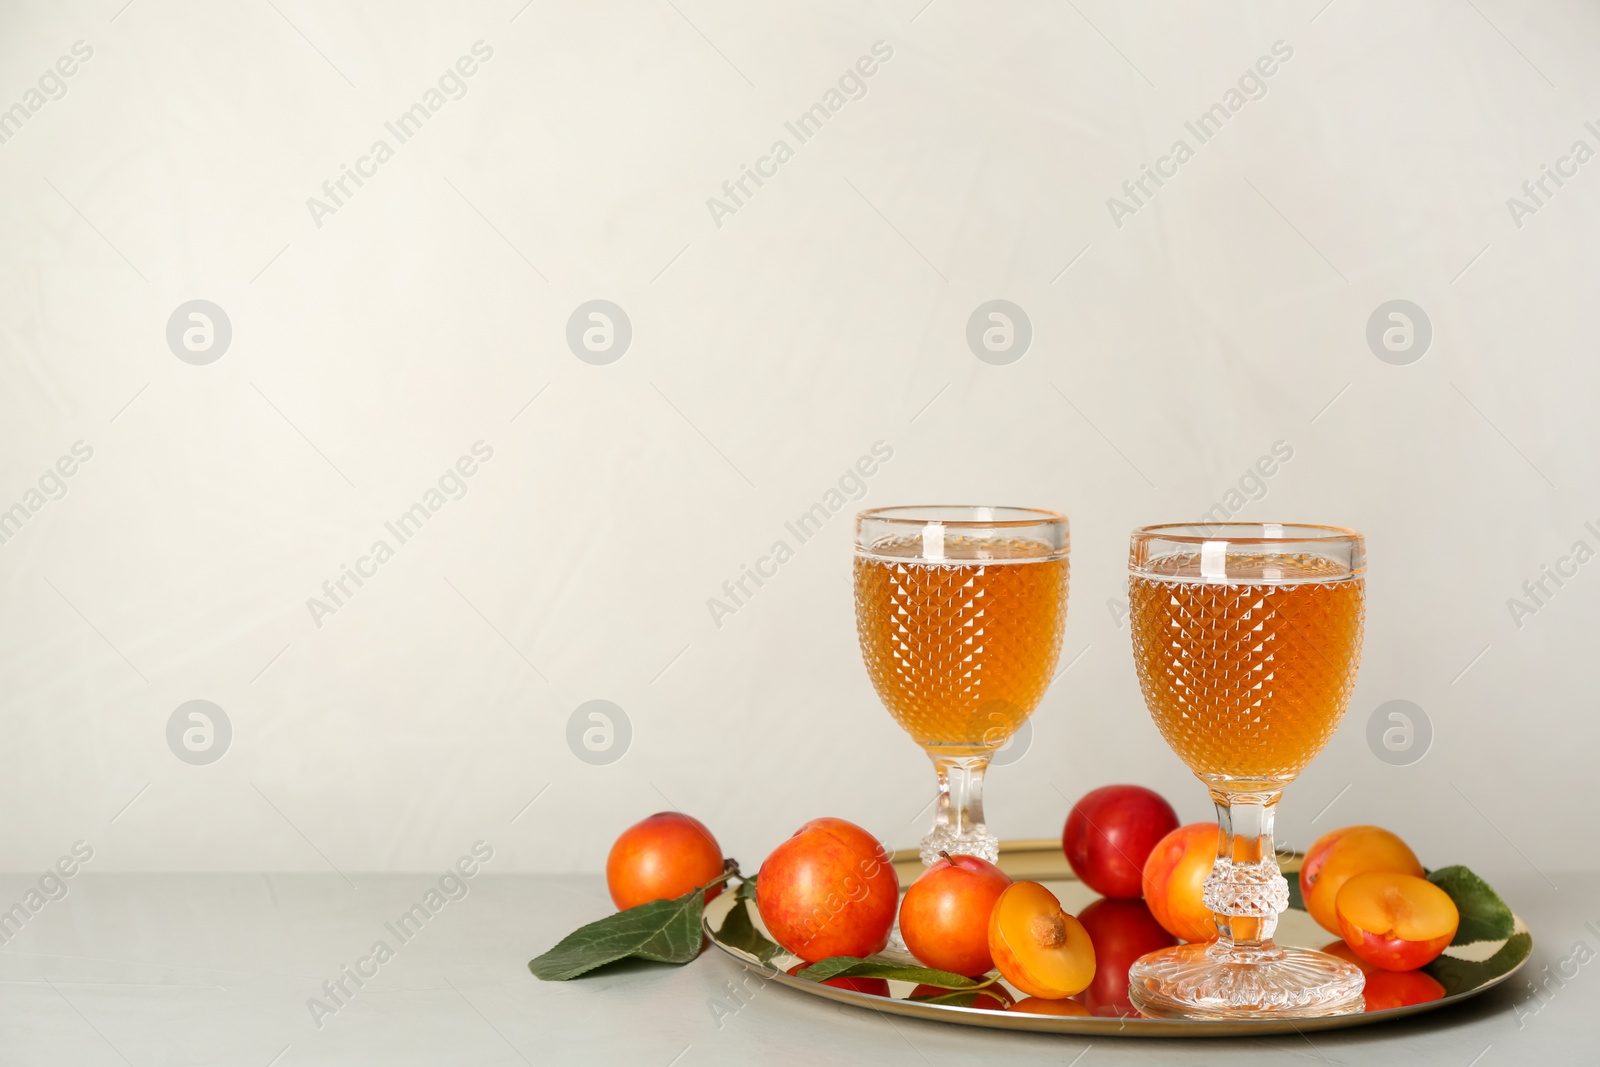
1126,522 -> 1367,1018
853,506 -> 1069,865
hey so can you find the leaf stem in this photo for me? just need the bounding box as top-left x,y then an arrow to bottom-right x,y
910,976 -> 1013,1007
898,970 -> 1002,991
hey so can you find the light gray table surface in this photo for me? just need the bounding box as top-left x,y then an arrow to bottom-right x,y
0,870 -> 1592,1065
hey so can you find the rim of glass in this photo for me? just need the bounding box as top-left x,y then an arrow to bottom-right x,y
1130,521 -> 1361,545
857,505 -> 1068,529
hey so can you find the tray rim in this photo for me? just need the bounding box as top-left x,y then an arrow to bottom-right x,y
705,839 -> 1531,1038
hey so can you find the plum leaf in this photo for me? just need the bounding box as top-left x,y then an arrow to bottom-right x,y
715,894 -> 782,963
529,865 -> 738,980
528,886 -> 709,980
1428,865 -> 1515,945
797,956 -> 983,989
1424,932 -> 1532,996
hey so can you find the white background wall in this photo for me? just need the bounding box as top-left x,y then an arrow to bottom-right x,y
1,0 -> 1595,885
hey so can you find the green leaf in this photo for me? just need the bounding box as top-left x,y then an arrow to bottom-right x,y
714,896 -> 782,964
735,876 -> 759,903
798,955 -> 982,989
1424,931 -> 1532,996
1428,865 -> 1515,945
1285,874 -> 1306,912
915,991 -> 998,1004
529,887 -> 708,980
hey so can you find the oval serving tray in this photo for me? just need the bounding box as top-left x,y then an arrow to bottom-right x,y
704,839 -> 1531,1037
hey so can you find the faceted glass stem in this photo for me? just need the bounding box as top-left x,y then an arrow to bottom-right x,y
1126,783 -> 1366,1018
920,755 -> 998,865
1203,789 -> 1290,963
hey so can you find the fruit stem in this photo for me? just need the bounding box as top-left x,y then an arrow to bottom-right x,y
704,858 -> 741,895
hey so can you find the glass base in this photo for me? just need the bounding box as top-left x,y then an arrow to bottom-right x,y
918,823 -> 998,866
1128,943 -> 1366,1020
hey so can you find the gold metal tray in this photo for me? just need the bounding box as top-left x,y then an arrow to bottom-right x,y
704,839 -> 1531,1036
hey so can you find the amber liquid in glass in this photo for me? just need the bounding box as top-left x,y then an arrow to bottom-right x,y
1129,553 -> 1363,787
854,536 -> 1068,755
